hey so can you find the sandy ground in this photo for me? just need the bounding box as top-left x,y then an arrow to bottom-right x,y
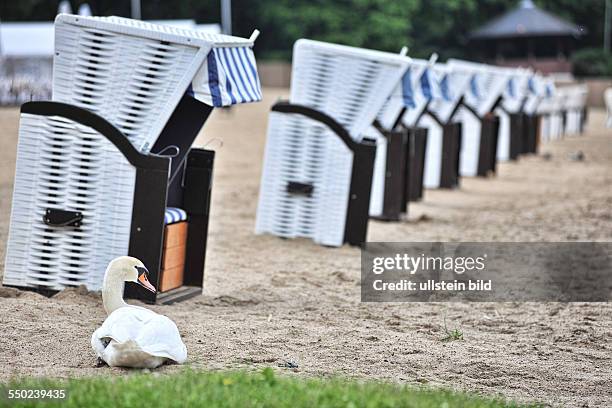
0,89 -> 611,407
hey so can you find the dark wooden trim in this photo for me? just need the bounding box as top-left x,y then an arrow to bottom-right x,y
182,149 -> 215,288
440,122 -> 462,188
270,101 -> 377,247
406,127 -> 428,203
21,101 -> 166,171
124,164 -> 170,303
509,113 -> 524,160
152,94 -> 213,185
271,101 -> 359,152
344,138 -> 377,246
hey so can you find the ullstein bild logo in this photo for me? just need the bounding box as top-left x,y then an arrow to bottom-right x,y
361,242 -> 612,302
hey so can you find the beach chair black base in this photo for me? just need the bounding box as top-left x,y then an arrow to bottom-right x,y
477,114 -> 500,177
371,128 -> 407,222
272,102 -> 377,247
17,99 -> 214,304
580,107 -> 588,134
509,113 -> 525,160
405,127 -> 428,203
521,114 -> 540,155
439,122 -> 462,189
370,126 -> 427,222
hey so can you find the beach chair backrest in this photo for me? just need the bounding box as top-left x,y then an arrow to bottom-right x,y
397,60 -> 442,127
376,61 -> 425,129
536,78 -> 556,114
289,40 -> 410,140
427,63 -> 472,124
447,59 -> 511,117
53,14 -> 260,152
523,73 -> 546,114
501,68 -> 532,113
604,88 -> 612,125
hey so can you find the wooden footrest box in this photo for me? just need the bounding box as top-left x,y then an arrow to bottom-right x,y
160,221 -> 187,292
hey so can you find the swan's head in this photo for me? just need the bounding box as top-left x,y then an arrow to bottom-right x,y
107,256 -> 156,293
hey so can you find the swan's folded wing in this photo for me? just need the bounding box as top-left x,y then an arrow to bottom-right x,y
91,328 -> 107,357
94,307 -> 156,344
136,314 -> 188,363
92,307 -> 187,364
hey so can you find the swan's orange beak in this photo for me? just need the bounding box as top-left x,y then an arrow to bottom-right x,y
136,266 -> 156,293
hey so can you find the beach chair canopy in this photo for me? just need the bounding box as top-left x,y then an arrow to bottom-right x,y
288,39 -> 411,141
426,63 -> 473,125
536,78 -> 557,115
446,59 -> 512,117
522,73 -> 549,114
500,68 -> 534,114
53,14 -> 261,152
375,59 -> 429,129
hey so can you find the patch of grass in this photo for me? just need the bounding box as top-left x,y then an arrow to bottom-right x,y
441,314 -> 464,342
0,368 -> 539,408
442,328 -> 464,342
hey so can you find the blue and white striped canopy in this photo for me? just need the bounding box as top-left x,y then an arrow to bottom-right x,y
507,77 -> 516,98
439,74 -> 452,102
527,77 -> 537,95
545,83 -> 554,98
397,66 -> 449,109
469,74 -> 480,99
193,46 -> 262,107
401,68 -> 416,108
420,69 -> 433,101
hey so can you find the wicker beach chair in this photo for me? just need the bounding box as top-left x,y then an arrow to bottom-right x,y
3,15 -> 262,303
255,40 -> 410,247
446,59 -> 512,177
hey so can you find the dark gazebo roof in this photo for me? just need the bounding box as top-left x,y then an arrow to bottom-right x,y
470,0 -> 584,40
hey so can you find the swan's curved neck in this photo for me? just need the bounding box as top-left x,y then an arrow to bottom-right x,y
102,266 -> 128,315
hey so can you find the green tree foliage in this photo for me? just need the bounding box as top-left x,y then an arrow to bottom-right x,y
251,0 -> 418,59
572,47 -> 612,77
0,0 -> 607,61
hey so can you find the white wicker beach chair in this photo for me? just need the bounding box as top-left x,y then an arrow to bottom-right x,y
4,15 -> 262,303
605,88 -> 612,128
561,84 -> 588,135
446,59 -> 511,177
417,63 -> 472,189
537,78 -> 559,142
255,40 -> 410,247
367,57 -> 431,220
494,68 -> 531,161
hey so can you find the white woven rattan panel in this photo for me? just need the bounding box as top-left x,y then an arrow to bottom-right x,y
3,113 -> 136,291
256,40 -> 409,246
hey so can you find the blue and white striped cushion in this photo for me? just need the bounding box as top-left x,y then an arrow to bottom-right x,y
193,46 -> 262,107
164,207 -> 187,225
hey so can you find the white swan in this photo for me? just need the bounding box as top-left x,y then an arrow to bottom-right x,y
91,256 -> 187,368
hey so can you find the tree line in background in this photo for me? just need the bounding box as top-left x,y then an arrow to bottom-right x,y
1,0 -> 608,63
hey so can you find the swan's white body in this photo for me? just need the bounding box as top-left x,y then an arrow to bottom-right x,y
91,257 -> 187,368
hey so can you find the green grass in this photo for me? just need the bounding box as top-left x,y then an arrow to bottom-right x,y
0,368 -> 538,408
441,328 -> 464,342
